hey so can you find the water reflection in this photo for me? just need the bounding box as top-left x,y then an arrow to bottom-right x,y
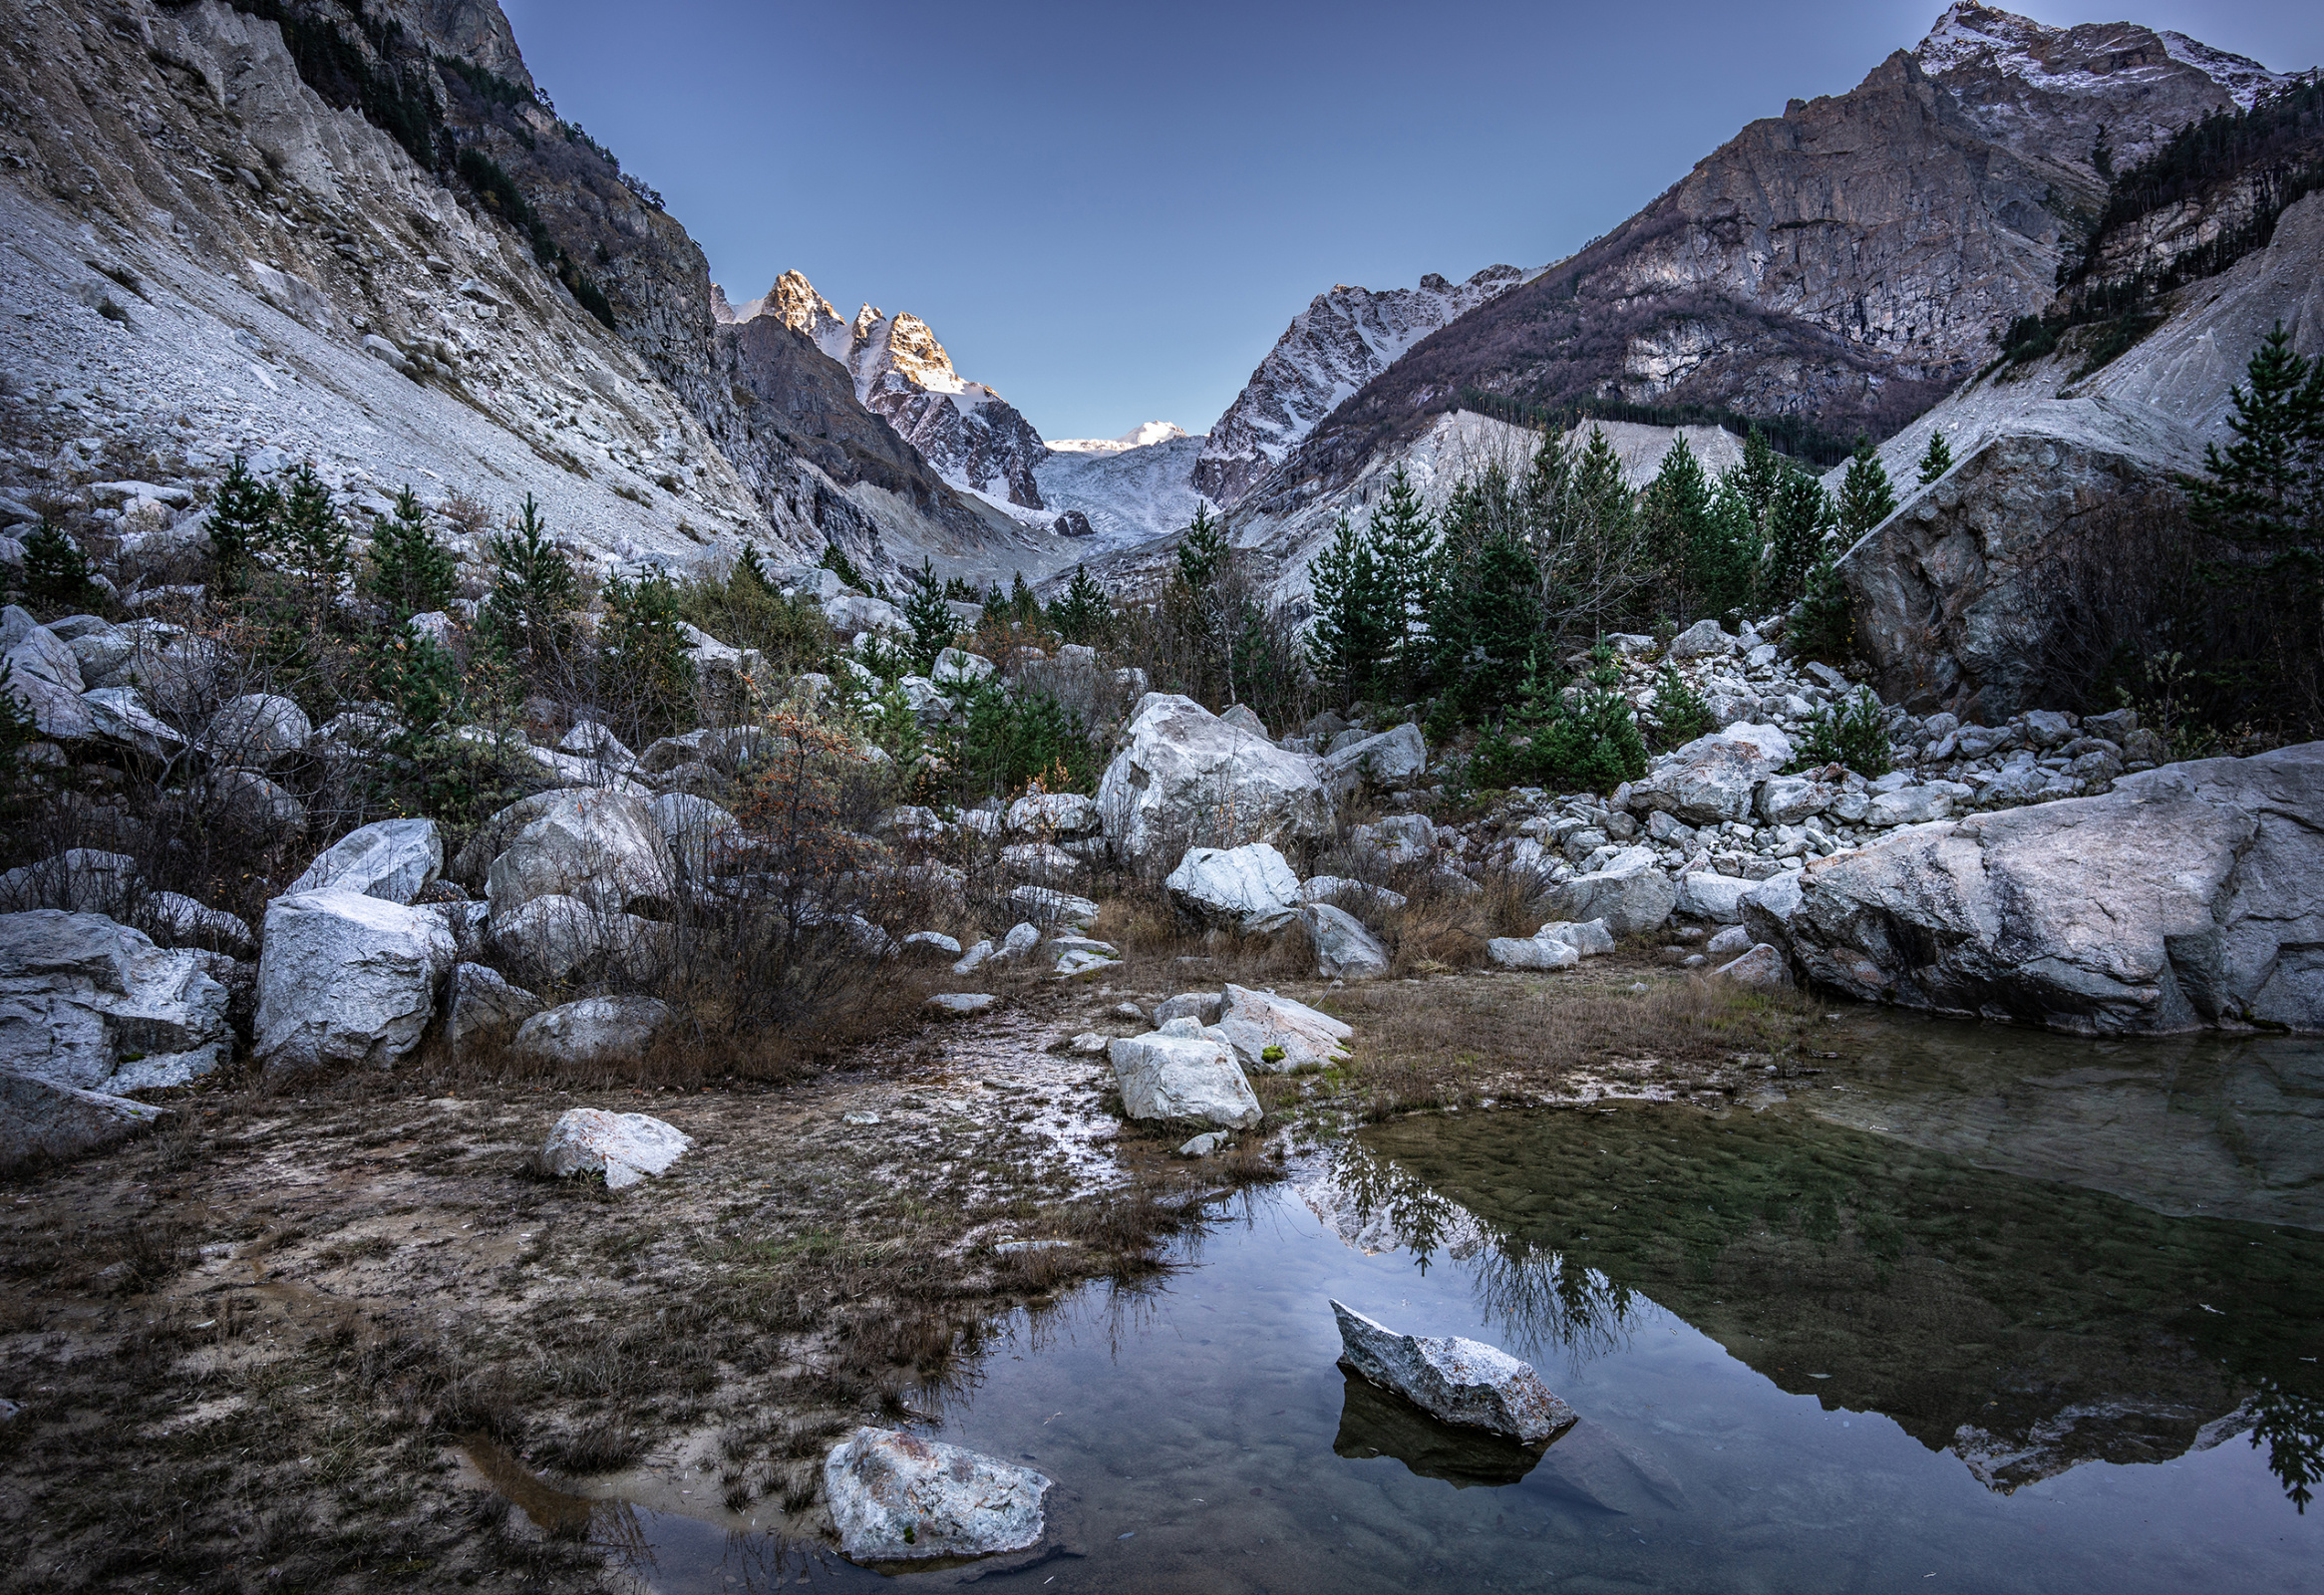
1317,1101 -> 2324,1507
1331,1370 -> 1549,1487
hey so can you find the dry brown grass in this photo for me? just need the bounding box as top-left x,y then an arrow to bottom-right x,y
1309,962 -> 1824,1121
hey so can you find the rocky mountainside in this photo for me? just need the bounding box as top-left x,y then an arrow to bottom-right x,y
0,0 -> 1015,585
1245,5 -> 2286,517
1194,265 -> 1530,506
1034,428 -> 1209,557
720,270 -> 1052,513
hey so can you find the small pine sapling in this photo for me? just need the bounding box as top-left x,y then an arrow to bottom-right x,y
1916,432 -> 1954,486
18,521 -> 99,611
1651,662 -> 1714,748
901,557 -> 957,673
483,494 -> 577,658
1794,687 -> 1893,778
207,455 -> 280,595
367,485 -> 459,620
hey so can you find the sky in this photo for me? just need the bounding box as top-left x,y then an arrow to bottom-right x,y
498,1 -> 2324,443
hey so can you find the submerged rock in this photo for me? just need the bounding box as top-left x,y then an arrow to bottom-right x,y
539,1107 -> 690,1190
1331,1299 -> 1576,1444
823,1427 -> 1051,1563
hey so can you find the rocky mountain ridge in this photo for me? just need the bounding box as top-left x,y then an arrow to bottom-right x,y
0,0 -> 1037,588
1240,5 -> 2289,520
1194,264 -> 1531,507
718,269 -> 1052,514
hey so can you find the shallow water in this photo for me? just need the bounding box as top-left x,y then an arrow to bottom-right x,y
537,1015 -> 2324,1593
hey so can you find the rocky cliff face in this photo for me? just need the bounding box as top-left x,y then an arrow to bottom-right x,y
1195,266 -> 1527,506
0,0 -> 992,581
720,272 -> 1051,512
1249,6 -> 2284,513
1838,189 -> 2324,721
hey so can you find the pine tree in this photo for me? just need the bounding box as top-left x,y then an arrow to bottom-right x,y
1305,511 -> 1390,703
820,540 -> 866,590
2185,322 -> 2324,561
274,463 -> 350,613
602,571 -> 695,734
1642,433 -> 1717,625
207,455 -> 279,596
367,485 -> 458,620
902,557 -> 957,671
1837,437 -> 1899,541
483,494 -> 576,658
2183,322 -> 2324,710
1732,426 -> 1787,527
1916,431 -> 1955,485
982,580 -> 1006,613
1047,563 -> 1113,645
18,521 -> 99,611
734,542 -> 772,593
1175,502 -> 1227,592
1008,570 -> 1041,625
1761,469 -> 1834,609
1365,466 -> 1437,691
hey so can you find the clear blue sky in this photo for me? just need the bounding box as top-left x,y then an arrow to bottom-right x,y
498,1 -> 2322,442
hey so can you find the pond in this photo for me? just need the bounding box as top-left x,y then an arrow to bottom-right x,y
531,1013 -> 2324,1592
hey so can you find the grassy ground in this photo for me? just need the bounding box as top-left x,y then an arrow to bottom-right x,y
0,954 -> 1814,1593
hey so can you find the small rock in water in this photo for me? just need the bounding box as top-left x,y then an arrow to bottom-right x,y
824,1427 -> 1050,1562
1330,1300 -> 1576,1443
1177,1130 -> 1228,1157
540,1109 -> 690,1191
842,1111 -> 880,1125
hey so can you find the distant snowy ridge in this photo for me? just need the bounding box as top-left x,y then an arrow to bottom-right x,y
1193,263 -> 1536,506
1049,422 -> 1191,456
717,268 -> 1052,509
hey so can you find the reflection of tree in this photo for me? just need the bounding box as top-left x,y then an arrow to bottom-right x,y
2250,1380 -> 2324,1513
1322,1143 -> 1643,1362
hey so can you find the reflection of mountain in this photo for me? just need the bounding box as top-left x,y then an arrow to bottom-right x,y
1316,1105 -> 2324,1500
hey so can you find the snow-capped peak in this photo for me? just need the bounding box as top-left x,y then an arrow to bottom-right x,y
1915,3 -> 2285,112
1046,422 -> 1191,457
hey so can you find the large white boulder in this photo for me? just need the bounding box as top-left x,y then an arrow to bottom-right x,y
1215,983 -> 1352,1073
513,996 -> 673,1071
539,1105 -> 689,1189
443,962 -> 541,1053
1,1072 -> 176,1166
1097,694 -> 1331,865
204,693 -> 310,768
0,910 -> 232,1091
492,894 -> 673,985
254,889 -> 456,1081
647,793 -> 741,878
285,817 -> 443,904
485,789 -> 676,920
1535,919 -> 1616,957
825,593 -> 906,637
1109,1017 -> 1262,1128
1006,791 -> 1100,836
0,605 -> 92,741
1301,902 -> 1391,980
1621,732 -> 1784,825
1739,871 -> 1806,951
1542,846 -> 1676,937
1487,935 -> 1580,970
0,849 -> 141,916
1322,723 -> 1428,798
824,1428 -> 1051,1564
1788,744 -> 2324,1034
1676,873 -> 1756,924
1332,1300 -> 1576,1443
1664,619 -> 1735,661
1165,842 -> 1301,932
81,686 -> 183,760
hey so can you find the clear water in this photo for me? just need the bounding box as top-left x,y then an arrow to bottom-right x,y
542,1015 -> 2324,1592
